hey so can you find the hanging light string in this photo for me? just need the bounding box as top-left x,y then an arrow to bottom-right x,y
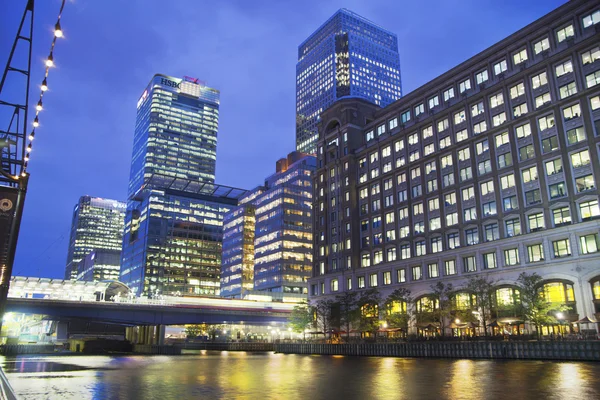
20,0 -> 67,178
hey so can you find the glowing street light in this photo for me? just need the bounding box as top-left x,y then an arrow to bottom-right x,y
556,312 -> 565,320
36,100 -> 43,111
46,52 -> 54,67
41,78 -> 48,92
54,21 -> 63,38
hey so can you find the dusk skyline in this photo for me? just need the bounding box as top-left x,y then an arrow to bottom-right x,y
0,0 -> 565,278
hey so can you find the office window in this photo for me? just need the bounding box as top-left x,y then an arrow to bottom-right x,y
575,174 -> 595,193
532,71 -> 548,89
471,101 -> 484,117
427,178 -> 438,193
422,126 -> 433,139
567,127 -> 587,145
409,150 -> 420,162
480,180 -> 494,196
462,186 -> 475,201
513,49 -> 528,65
464,206 -> 477,222
495,132 -> 510,147
545,158 -> 563,176
447,232 -> 460,249
361,254 -> 371,267
490,92 -> 504,108
522,166 -> 538,183
580,234 -> 600,254
370,273 -> 378,287
443,87 -> 455,102
503,195 -> 518,211
534,38 -> 550,54
591,96 -> 600,111
482,201 -> 497,216
483,252 -> 497,269
473,121 -> 487,135
460,166 -> 473,182
493,59 -> 507,75
358,276 -> 366,289
476,70 -> 489,84
542,136 -> 559,153
504,249 -> 520,266
399,226 -> 409,238
552,206 -> 571,226
414,221 -> 425,234
556,25 -> 574,43
582,10 -> 600,28
401,110 -> 411,123
465,228 -> 479,245
415,104 -> 425,117
389,118 -> 398,130
519,144 -> 535,161
457,147 -> 470,161
535,92 -> 552,108
498,152 -> 513,169
580,200 -> 600,220
456,129 -> 468,142
428,262 -> 439,278
430,217 -> 441,231
571,149 -> 590,168
527,244 -> 544,262
412,266 -> 422,281
552,239 -> 571,258
555,60 -> 573,77
525,189 -> 541,205
510,83 -> 525,99
445,260 -> 457,275
366,131 -> 375,141
387,247 -> 397,262
424,143 -> 435,156
528,212 -> 545,231
377,124 -> 386,136
446,212 -> 458,226
445,192 -> 457,206
549,182 -> 566,199
454,110 -> 466,125
331,279 -> 339,292
401,244 -> 411,260
516,123 -> 532,138
412,184 -> 423,197
563,104 -> 581,120
586,71 -> 600,88
484,223 -> 499,242
439,136 -> 451,149
394,140 -> 404,152
582,46 -> 600,65
397,268 -> 406,283
431,237 -> 443,253
438,118 -> 449,132
463,256 -> 476,272
347,277 -> 352,290
441,155 -> 453,169
559,82 -> 578,99
492,112 -> 506,127
429,95 -> 440,109
505,218 -> 521,237
415,240 -> 427,256
460,78 -> 471,93
538,114 -> 555,131
425,161 -> 436,174
501,174 -> 516,189
513,103 -> 528,118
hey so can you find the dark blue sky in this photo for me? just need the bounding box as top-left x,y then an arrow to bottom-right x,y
1,0 -> 566,278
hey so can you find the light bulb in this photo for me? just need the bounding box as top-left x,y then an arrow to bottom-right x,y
36,100 -> 43,111
24,156 -> 29,162
21,172 -> 26,177
33,117 -> 39,127
41,78 -> 48,92
54,21 -> 63,38
46,52 -> 54,67
29,134 -> 34,141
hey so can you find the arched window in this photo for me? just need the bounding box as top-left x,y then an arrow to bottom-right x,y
539,281 -> 575,304
453,292 -> 476,310
416,296 -> 439,313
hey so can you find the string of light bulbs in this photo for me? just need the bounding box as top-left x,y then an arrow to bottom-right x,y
19,0 -> 67,179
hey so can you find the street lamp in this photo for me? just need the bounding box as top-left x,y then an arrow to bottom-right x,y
556,312 -> 564,320
455,318 -> 461,324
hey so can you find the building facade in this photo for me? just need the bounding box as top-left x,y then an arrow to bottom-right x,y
120,74 -> 246,297
309,0 -> 600,332
64,196 -> 126,280
296,9 -> 402,154
76,249 -> 122,282
221,152 -> 316,298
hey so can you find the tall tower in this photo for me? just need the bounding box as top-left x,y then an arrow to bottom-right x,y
64,196 -> 126,280
296,9 -> 402,154
121,75 -> 246,297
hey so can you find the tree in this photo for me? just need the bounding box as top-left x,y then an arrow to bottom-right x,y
465,276 -> 495,336
431,282 -> 454,337
516,272 -> 568,338
314,298 -> 335,334
289,301 -> 313,340
356,288 -> 382,337
184,324 -> 204,339
335,291 -> 359,342
384,287 -> 413,335
207,324 -> 224,341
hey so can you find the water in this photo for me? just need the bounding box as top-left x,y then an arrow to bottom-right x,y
2,352 -> 600,399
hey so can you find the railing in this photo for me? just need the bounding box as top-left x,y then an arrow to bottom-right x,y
0,344 -> 56,356
0,367 -> 17,400
178,342 -> 274,352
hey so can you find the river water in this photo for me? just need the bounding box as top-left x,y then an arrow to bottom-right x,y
2,351 -> 600,399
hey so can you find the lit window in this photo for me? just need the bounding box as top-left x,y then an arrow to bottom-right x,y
586,71 -> 600,88
567,127 -> 586,145
582,10 -> 600,28
428,262 -> 439,277
582,46 -> 600,65
500,174 -> 515,189
534,38 -> 550,54
513,49 -> 528,65
513,103 -> 528,118
465,228 -> 479,246
563,104 -> 581,120
456,129 -> 468,142
538,114 -> 555,131
428,95 -> 440,109
490,92 -> 504,108
460,78 -> 471,93
476,70 -> 489,84
415,103 -> 425,116
505,218 -> 521,237
454,110 -> 466,125
556,25 -> 574,43
401,110 -> 411,123
510,83 -> 525,99
389,118 -> 398,130
483,252 -> 497,268
552,239 -> 571,258
516,123 -> 532,138
559,82 -> 578,99
555,60 -> 573,77
532,72 -> 548,89
493,60 -> 507,75
521,166 -> 538,183
535,92 -> 551,108
443,87 -> 455,101
463,256 -> 476,272
504,249 -> 520,266
528,212 -> 545,231
445,259 -> 457,275
484,224 -> 499,242
495,132 -> 509,147
580,200 -> 600,220
527,244 -> 544,262
575,174 -> 595,193
580,234 -> 600,254
437,118 -> 449,132
545,158 -> 563,176
458,147 -> 470,161
541,136 -> 559,153
492,112 -> 506,127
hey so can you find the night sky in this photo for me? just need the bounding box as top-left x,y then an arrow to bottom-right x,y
0,0 -> 566,279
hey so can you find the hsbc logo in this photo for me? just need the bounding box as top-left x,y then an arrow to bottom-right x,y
161,78 -> 180,88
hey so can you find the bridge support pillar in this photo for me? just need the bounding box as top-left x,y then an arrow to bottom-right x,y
138,326 -> 146,345
125,327 -> 134,342
158,325 -> 165,346
144,326 -> 154,345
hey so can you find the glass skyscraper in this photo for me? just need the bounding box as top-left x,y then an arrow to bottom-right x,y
64,196 -> 126,280
221,152 -> 315,298
120,74 -> 247,297
296,9 -> 402,154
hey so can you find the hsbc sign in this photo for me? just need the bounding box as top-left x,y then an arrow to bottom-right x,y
160,78 -> 180,88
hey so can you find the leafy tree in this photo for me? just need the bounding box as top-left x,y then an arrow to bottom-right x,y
184,324 -> 204,339
516,272 -> 569,338
465,276 -> 496,336
313,298 -> 335,334
356,288 -> 382,336
384,287 -> 413,334
430,282 -> 454,337
206,324 -> 224,341
289,301 -> 313,340
335,291 -> 359,342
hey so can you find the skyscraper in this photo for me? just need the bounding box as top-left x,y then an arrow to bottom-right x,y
64,196 -> 126,280
221,152 -> 315,298
120,74 -> 247,297
296,9 -> 402,154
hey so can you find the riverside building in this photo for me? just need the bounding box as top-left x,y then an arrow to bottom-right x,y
64,196 -> 126,280
309,0 -> 600,334
221,152 -> 315,298
120,75 -> 247,297
296,9 -> 402,154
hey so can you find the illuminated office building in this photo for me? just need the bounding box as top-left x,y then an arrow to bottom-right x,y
76,249 -> 122,282
221,152 -> 315,297
309,1 -> 600,330
64,196 -> 126,280
296,9 -> 402,154
120,74 -> 247,297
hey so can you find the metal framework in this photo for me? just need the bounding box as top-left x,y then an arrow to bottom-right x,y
0,0 -> 34,333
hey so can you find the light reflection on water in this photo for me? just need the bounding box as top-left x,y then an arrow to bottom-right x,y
2,352 -> 600,400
